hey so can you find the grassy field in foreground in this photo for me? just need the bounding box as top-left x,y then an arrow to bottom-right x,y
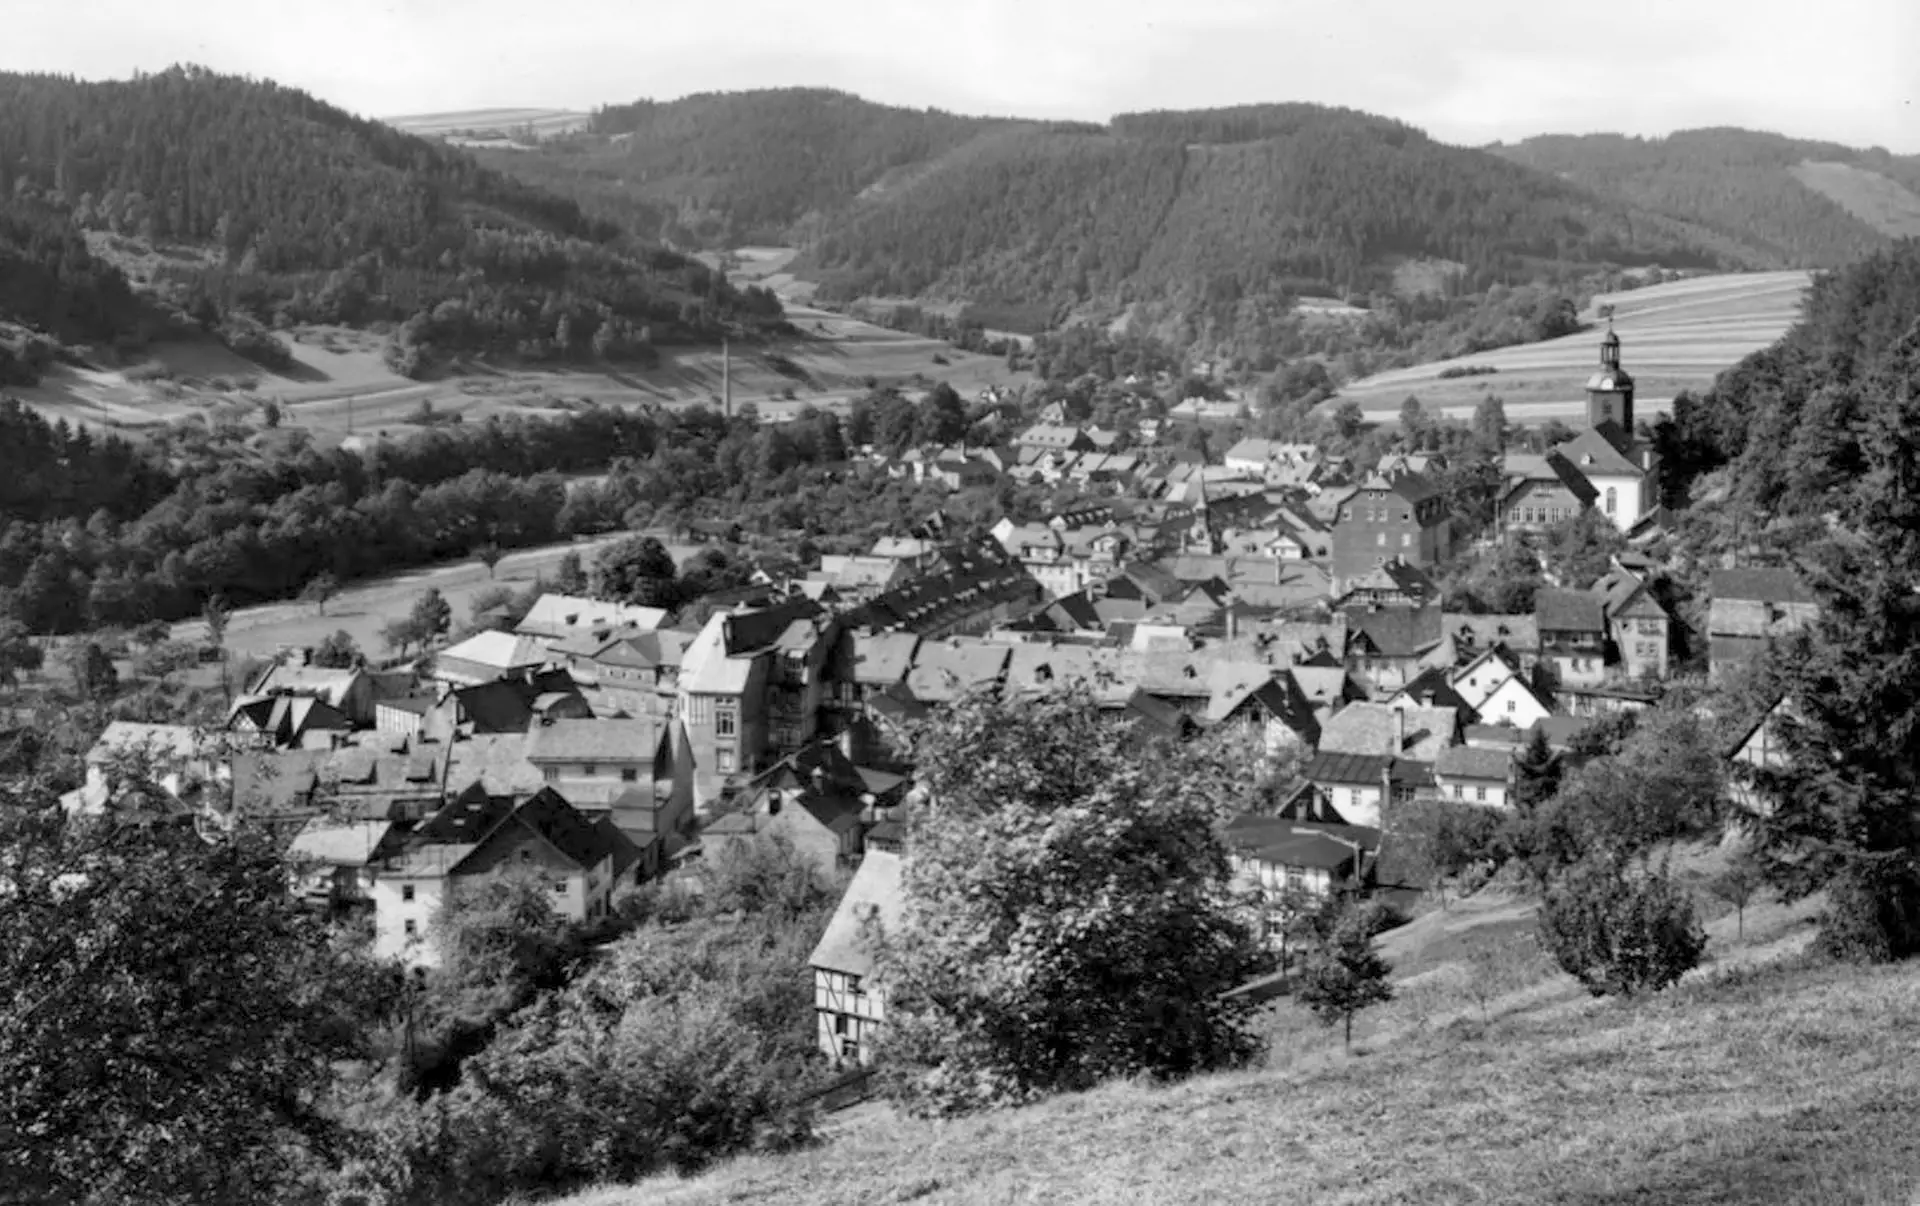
562,847 -> 1920,1206
1335,270 -> 1813,424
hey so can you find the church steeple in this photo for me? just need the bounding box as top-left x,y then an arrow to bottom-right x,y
1585,322 -> 1635,433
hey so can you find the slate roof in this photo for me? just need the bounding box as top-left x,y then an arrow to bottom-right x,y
810,849 -> 905,978
445,732 -> 547,796
1304,750 -> 1394,785
1535,590 -> 1606,634
1442,613 -> 1539,654
1555,425 -> 1644,478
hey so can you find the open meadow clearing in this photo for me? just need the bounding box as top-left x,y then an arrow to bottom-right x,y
563,844 -> 1920,1206
1334,270 -> 1813,423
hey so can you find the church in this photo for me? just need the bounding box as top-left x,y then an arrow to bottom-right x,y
1497,327 -> 1662,536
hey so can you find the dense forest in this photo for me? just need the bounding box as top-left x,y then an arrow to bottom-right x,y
0,68 -> 783,366
1490,130 -> 1920,268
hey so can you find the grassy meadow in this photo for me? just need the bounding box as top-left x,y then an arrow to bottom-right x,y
555,843 -> 1920,1206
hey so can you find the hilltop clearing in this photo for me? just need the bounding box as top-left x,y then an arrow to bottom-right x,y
1331,270 -> 1811,422
384,107 -> 592,140
554,844 -> 1920,1206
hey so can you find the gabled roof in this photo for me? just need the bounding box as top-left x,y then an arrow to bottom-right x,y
524,718 -> 663,764
810,850 -> 905,978
1442,613 -> 1539,655
1344,604 -> 1444,659
446,732 -> 548,796
1304,749 -> 1394,785
418,783 -> 519,844
832,630 -> 922,687
249,663 -> 365,708
1353,468 -> 1440,505
1390,666 -> 1471,712
286,818 -> 396,867
905,638 -> 1012,703
503,787 -> 619,869
85,721 -> 204,766
1317,702 -> 1456,762
1435,745 -> 1513,781
449,670 -> 587,734
1535,590 -> 1606,634
1554,425 -> 1644,479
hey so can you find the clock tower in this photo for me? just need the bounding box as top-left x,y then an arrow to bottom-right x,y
1585,325 -> 1634,432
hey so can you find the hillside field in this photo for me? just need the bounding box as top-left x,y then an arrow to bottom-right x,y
559,847 -> 1920,1206
382,107 -> 592,141
1333,270 -> 1813,423
11,302 -> 1024,440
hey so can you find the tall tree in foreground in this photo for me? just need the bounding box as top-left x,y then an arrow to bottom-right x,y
1746,321 -> 1920,961
877,688 -> 1273,1116
0,792 -> 397,1204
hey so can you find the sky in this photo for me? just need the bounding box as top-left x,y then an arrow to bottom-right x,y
5,0 -> 1917,151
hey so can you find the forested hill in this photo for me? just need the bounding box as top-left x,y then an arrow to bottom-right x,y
793,104 -> 1754,331
1489,130 -> 1920,268
0,67 -> 781,363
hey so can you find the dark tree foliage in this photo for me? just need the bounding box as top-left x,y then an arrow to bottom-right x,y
1490,129 -> 1915,269
0,67 -> 780,358
1538,857 -> 1706,997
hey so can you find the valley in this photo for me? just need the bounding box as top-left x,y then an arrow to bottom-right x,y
1331,270 -> 1812,421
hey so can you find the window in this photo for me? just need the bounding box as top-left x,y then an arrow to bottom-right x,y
1401,533 -> 1412,547
717,748 -> 736,773
543,766 -> 558,783
1286,868 -> 1304,892
1506,698 -> 1517,714
835,1014 -> 849,1036
621,767 -> 639,782
580,763 -> 598,777
1377,533 -> 1387,546
401,884 -> 415,902
1476,786 -> 1487,802
403,919 -> 417,937
715,707 -> 737,738
519,850 -> 531,864
1605,487 -> 1617,515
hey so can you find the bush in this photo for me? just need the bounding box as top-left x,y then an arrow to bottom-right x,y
1538,858 -> 1706,997
1815,857 -> 1920,964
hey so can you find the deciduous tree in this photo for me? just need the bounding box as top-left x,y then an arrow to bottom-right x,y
1297,905 -> 1395,1049
1537,857 -> 1705,997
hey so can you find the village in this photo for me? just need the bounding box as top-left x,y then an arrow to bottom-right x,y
63,329 -> 1816,1068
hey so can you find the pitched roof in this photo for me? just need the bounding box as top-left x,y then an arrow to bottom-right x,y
1304,749 -> 1394,785
515,594 -> 669,640
506,787 -> 619,869
679,613 -> 758,695
1555,425 -> 1643,479
905,638 -> 1012,703
85,721 -> 204,765
1709,567 -> 1818,607
1317,702 -> 1456,761
1535,590 -> 1606,633
249,663 -> 364,708
1441,613 -> 1539,654
446,732 -> 548,796
1435,745 -> 1513,781
810,850 -> 905,978
286,818 -> 395,867
439,630 -> 550,672
1344,604 -> 1444,659
524,718 -> 663,763
832,630 -> 921,687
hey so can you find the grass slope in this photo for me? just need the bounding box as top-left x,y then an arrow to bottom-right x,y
562,857 -> 1920,1206
1333,271 -> 1812,422
1791,161 -> 1920,239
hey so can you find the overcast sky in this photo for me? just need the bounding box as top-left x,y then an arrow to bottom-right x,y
6,0 -> 1916,151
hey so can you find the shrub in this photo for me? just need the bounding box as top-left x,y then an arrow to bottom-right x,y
1815,857 -> 1920,964
1538,858 -> 1706,997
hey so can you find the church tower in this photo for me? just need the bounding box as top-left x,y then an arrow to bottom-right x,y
1586,324 -> 1635,432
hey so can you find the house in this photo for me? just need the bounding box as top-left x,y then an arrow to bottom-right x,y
523,717 -> 674,809
226,693 -> 353,750
846,540 -> 1043,638
1725,697 -> 1792,819
703,745 -> 883,874
1328,470 -> 1452,596
248,658 -> 376,725
556,627 -> 693,718
903,637 -> 1012,705
1336,558 -> 1439,610
1304,703 -> 1458,827
371,785 -> 622,967
1014,424 -> 1095,454
1439,613 -> 1540,674
285,817 -> 404,910
375,694 -> 437,738
515,594 -> 669,643
431,630 -> 551,687
807,554 -> 912,603
1205,668 -> 1321,754
1594,561 -> 1672,680
1707,568 -> 1819,682
1224,815 -> 1380,944
809,849 -> 905,1065
423,670 -> 592,741
1448,647 -> 1552,729
1497,451 -> 1598,534
677,598 -> 838,806
1343,604 -> 1446,693
1536,590 -> 1609,689
1434,745 -> 1514,810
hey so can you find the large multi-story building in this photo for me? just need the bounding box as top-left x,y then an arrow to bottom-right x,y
1329,470 -> 1452,597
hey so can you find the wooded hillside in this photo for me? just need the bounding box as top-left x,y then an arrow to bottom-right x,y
1490,129 -> 1920,268
0,68 -> 781,359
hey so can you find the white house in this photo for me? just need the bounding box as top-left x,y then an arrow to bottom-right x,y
1449,648 -> 1552,728
1434,745 -> 1515,810
808,849 -> 904,1065
515,594 -> 669,643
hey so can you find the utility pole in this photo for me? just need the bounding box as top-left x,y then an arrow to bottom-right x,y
722,335 -> 732,419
